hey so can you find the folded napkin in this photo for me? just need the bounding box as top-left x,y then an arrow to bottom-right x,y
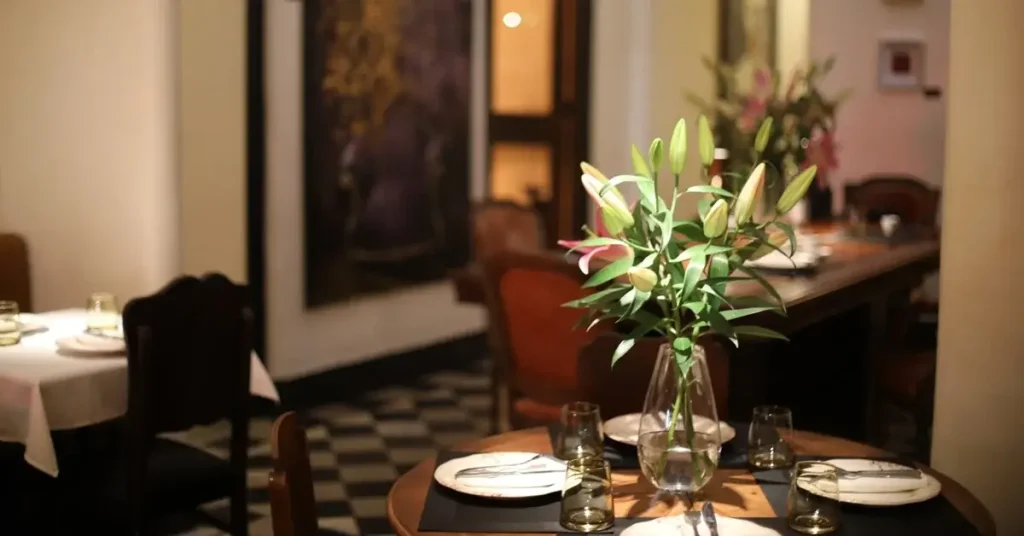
622,515 -> 781,536
56,333 -> 126,354
828,458 -> 928,494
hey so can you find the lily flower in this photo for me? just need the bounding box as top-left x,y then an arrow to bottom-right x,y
557,206 -> 635,275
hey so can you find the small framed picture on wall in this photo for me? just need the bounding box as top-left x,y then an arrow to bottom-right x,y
878,39 -> 925,91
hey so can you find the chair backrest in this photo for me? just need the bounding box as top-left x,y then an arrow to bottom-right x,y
472,200 -> 545,260
482,251 -> 610,404
0,234 -> 31,312
123,273 -> 253,435
269,412 -> 318,536
844,175 -> 940,228
577,333 -> 731,419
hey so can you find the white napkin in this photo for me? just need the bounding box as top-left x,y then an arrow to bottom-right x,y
457,457 -> 565,490
622,515 -> 780,536
56,333 -> 125,354
828,459 -> 928,494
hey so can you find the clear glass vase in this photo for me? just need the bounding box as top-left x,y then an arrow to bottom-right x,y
637,342 -> 722,506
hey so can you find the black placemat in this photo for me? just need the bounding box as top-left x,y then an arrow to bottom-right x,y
752,456 -> 981,535
546,422 -> 751,470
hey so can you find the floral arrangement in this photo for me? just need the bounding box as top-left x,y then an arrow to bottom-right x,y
687,58 -> 848,208
559,115 -> 816,470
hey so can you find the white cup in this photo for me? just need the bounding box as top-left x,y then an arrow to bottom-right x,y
880,214 -> 901,237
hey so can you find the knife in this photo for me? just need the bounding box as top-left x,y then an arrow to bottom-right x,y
701,502 -> 719,536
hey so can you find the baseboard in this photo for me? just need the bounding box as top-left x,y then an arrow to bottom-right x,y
259,332 -> 487,413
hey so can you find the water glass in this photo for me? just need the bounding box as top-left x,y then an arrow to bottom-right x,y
85,292 -> 120,333
787,461 -> 841,534
554,402 -> 604,461
0,301 -> 20,346
560,457 -> 614,532
748,405 -> 794,470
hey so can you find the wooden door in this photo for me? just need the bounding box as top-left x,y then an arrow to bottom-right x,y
486,0 -> 592,246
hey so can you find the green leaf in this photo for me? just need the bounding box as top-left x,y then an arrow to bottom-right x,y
658,211 -> 674,251
584,257 -> 633,288
626,313 -> 664,339
732,325 -> 789,341
674,220 -> 707,242
629,289 -> 651,315
669,118 -> 687,178
631,144 -> 651,177
563,236 -> 627,254
754,116 -> 774,154
773,221 -> 798,256
648,138 -> 664,174
562,286 -> 628,308
703,309 -> 734,337
685,185 -> 735,198
611,338 -> 636,367
637,252 -> 658,269
682,301 -> 707,315
680,254 -> 707,301
671,244 -> 734,263
697,198 -> 713,220
672,338 -> 694,377
735,264 -> 787,313
750,228 -> 796,267
618,288 -> 637,309
698,115 -> 715,167
601,174 -> 653,196
720,306 -> 778,321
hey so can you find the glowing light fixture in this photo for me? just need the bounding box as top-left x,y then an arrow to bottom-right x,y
502,11 -> 522,28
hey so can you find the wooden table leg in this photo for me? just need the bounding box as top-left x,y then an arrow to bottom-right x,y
864,295 -> 889,446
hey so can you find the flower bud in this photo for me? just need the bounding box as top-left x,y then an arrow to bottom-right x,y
698,115 -> 715,167
734,163 -> 765,225
580,162 -> 627,205
702,199 -> 729,238
627,266 -> 658,292
583,174 -> 635,233
669,118 -> 687,175
776,165 -> 818,215
754,117 -> 773,154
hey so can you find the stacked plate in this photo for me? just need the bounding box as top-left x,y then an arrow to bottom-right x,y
433,452 -> 567,499
801,458 -> 942,506
55,332 -> 125,357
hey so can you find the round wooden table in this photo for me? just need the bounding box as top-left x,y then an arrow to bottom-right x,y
386,427 -> 995,536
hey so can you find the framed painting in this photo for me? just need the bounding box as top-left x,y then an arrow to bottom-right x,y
302,0 -> 473,308
718,0 -> 778,71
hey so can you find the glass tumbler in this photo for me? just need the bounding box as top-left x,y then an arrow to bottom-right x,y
748,405 -> 795,470
85,292 -> 120,334
0,301 -> 20,346
787,461 -> 841,534
554,401 -> 604,461
560,457 -> 614,532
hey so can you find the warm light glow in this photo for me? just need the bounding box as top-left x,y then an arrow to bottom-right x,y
502,11 -> 522,28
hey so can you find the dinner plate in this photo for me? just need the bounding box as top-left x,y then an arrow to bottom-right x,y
55,334 -> 126,356
621,514 -> 781,536
604,413 -> 736,446
433,452 -> 566,499
798,458 -> 942,506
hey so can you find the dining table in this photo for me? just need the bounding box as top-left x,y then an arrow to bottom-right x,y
386,426 -> 995,536
0,309 -> 279,477
452,224 -> 940,441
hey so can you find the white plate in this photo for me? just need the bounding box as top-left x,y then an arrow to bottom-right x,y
604,413 -> 736,446
16,314 -> 48,335
799,459 -> 942,506
745,249 -> 819,270
622,514 -> 780,536
55,334 -> 126,356
433,452 -> 566,499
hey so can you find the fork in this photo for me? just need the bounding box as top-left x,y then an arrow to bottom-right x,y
835,467 -> 921,479
454,454 -> 543,478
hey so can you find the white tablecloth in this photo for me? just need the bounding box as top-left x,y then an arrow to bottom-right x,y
0,309 -> 279,476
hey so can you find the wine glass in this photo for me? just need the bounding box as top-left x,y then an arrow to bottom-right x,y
637,343 -> 722,512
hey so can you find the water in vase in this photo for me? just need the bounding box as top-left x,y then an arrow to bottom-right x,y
637,430 -> 720,493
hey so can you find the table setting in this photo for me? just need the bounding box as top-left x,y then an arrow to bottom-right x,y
0,292 -> 279,476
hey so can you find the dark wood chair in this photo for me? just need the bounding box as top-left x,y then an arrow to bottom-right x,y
481,251 -> 612,431
62,274 -> 253,534
577,334 -> 731,420
269,412 -> 318,536
471,200 -> 545,260
844,175 -> 941,228
0,233 -> 32,311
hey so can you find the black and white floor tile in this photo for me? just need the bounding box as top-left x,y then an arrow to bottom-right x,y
168,352 -> 918,535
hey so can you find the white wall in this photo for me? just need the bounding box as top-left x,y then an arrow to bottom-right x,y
0,0 -> 180,310
809,0 -> 950,209
263,0 -> 487,380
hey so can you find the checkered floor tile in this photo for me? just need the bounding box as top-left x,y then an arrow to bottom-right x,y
162,353 -> 920,536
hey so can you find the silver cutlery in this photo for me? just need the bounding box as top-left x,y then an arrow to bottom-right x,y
454,468 -> 564,479
702,502 -> 719,536
836,467 -> 922,480
454,454 -> 542,478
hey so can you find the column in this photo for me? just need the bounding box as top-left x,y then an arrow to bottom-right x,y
932,2 -> 1024,534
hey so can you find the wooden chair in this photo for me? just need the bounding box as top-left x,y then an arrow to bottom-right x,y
844,175 -> 941,228
481,251 -> 611,430
268,412 -> 318,536
577,334 -> 731,420
0,233 -> 31,311
63,274 -> 253,534
471,200 -> 545,260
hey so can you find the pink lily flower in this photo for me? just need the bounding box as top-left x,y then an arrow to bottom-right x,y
557,207 -> 635,275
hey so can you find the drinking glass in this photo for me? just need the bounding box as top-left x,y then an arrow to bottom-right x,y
554,402 -> 604,461
787,461 -> 841,534
0,301 -> 20,346
85,292 -> 120,334
637,344 -> 721,509
748,405 -> 794,470
559,457 -> 614,532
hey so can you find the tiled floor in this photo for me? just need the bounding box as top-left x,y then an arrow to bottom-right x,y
170,352 -> 918,536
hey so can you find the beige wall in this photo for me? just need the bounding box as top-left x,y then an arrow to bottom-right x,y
0,0 -> 180,310
177,0 -> 247,282
932,2 -> 1024,533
